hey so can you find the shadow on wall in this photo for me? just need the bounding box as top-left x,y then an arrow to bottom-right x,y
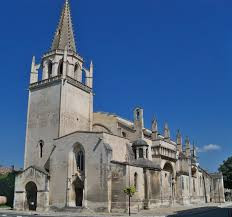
168,207 -> 232,217
0,172 -> 16,208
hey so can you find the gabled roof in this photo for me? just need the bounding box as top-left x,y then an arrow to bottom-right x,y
22,165 -> 49,176
51,0 -> 76,52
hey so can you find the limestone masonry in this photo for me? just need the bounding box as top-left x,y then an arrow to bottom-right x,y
14,0 -> 225,212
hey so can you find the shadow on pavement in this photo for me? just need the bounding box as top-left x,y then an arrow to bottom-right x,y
168,206 -> 232,217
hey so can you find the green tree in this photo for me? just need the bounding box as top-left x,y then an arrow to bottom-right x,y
219,156 -> 232,189
123,186 -> 136,216
0,172 -> 16,207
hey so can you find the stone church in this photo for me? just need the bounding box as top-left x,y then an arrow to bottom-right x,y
14,0 -> 225,212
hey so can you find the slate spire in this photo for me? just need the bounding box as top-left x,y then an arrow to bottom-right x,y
51,0 -> 77,52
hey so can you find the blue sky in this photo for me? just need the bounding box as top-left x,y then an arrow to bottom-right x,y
0,0 -> 231,172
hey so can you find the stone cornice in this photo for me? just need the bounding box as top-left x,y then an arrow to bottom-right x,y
29,75 -> 62,90
29,75 -> 92,93
66,76 -> 92,93
42,49 -> 83,62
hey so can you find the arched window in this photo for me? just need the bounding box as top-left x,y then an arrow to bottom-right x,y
82,70 -> 86,85
76,151 -> 84,171
139,148 -> 143,158
122,132 -> 127,138
136,109 -> 140,120
74,64 -> 79,80
146,148 -> 148,158
48,61 -> 53,78
39,140 -> 44,158
134,149 -> 137,159
134,173 -> 138,191
58,60 -> 63,76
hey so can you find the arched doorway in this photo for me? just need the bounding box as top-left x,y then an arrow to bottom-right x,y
25,182 -> 37,211
73,176 -> 84,207
162,162 -> 174,202
68,143 -> 85,207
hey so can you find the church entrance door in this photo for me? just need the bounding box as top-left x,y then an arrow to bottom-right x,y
25,182 -> 37,211
75,186 -> 83,206
73,176 -> 84,207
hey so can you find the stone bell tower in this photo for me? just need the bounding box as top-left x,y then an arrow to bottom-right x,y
24,0 -> 93,169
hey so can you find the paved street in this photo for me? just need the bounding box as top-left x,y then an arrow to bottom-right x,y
168,206 -> 232,217
1,206 -> 232,217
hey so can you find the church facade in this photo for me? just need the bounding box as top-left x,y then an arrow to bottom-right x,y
14,0 -> 225,212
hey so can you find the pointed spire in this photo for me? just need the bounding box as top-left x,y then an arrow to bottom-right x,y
134,108 -> 144,139
30,56 -> 39,84
176,129 -> 182,152
51,0 -> 76,52
192,142 -> 197,158
176,130 -> 182,145
185,136 -> 190,148
151,117 -> 158,140
31,56 -> 35,73
185,136 -> 191,157
164,122 -> 170,140
152,117 -> 158,132
90,60 -> 94,74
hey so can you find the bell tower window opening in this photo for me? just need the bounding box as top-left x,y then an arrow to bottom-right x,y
58,60 -> 63,76
74,64 -> 79,80
76,151 -> 84,171
82,70 -> 86,85
48,61 -> 53,78
39,140 -> 44,158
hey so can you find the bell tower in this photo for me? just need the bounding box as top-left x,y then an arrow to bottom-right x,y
24,0 -> 93,169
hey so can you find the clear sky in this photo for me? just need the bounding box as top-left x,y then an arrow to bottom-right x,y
0,0 -> 231,172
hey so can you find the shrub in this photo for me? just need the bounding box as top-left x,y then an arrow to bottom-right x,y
0,172 -> 16,208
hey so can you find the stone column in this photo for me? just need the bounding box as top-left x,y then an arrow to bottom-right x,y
144,169 -> 151,209
188,159 -> 192,202
62,46 -> 68,79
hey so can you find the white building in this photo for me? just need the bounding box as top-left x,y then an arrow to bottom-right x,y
14,0 -> 225,212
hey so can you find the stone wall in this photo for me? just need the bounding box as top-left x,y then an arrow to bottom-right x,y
25,83 -> 61,169
50,132 -> 112,211
14,167 -> 49,211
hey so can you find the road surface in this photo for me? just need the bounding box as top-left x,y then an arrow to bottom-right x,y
1,207 -> 232,217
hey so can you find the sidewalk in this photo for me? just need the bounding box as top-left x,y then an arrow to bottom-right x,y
1,202 -> 232,217
136,202 -> 232,217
